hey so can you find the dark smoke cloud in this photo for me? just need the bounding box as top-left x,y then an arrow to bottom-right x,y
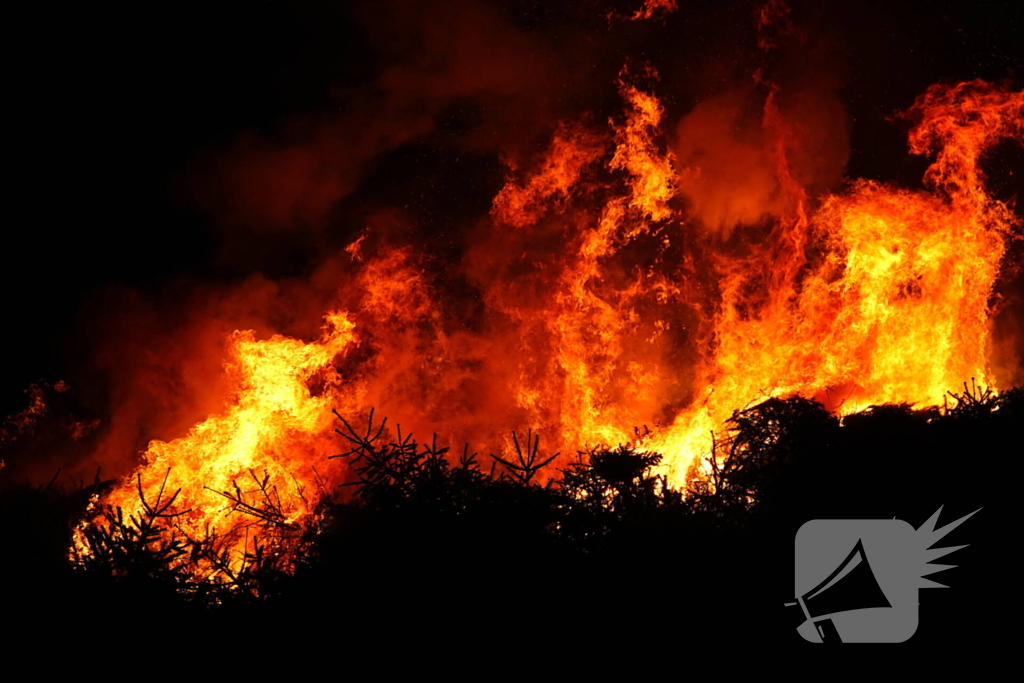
189,0 -> 575,236
672,2 -> 850,237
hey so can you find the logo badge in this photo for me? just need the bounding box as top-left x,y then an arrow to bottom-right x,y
788,507 -> 977,643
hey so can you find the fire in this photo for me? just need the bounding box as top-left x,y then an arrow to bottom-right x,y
625,0 -> 678,22
650,80 -> 1023,483
72,58 -> 1021,586
74,313 -> 358,579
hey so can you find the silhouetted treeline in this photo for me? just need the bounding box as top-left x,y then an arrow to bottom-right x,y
2,385 -> 1019,654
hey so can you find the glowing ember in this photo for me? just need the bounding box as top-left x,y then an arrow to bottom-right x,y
626,0 -> 679,22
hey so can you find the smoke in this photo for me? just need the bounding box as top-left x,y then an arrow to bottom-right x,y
188,0 -> 572,237
673,1 -> 850,238
675,88 -> 782,234
673,84 -> 849,237
7,0 -> 587,485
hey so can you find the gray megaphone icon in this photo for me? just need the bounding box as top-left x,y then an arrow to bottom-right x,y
788,510 -> 978,643
789,538 -> 892,643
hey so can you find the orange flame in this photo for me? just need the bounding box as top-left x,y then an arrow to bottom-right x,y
627,0 -> 678,22
74,313 -> 358,578
651,80 -> 1023,483
73,75 -> 1023,585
